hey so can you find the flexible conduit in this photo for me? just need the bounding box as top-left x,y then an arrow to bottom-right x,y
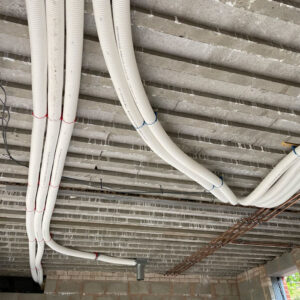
33,0 -> 65,285
110,0 -> 300,208
111,0 -> 237,206
41,0 -> 136,268
92,0 -> 237,206
24,0 -> 300,284
25,0 -> 47,284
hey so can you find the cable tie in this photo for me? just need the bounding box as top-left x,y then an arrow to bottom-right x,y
94,252 -> 99,260
32,112 -> 48,119
215,176 -> 224,189
37,238 -> 44,243
35,208 -> 44,213
45,234 -> 52,243
292,145 -> 300,157
49,183 -> 59,188
206,185 -> 215,192
145,112 -> 158,126
134,121 -> 145,130
48,115 -> 61,122
206,176 -> 223,192
26,208 -> 35,213
29,239 -> 36,243
61,116 -> 77,124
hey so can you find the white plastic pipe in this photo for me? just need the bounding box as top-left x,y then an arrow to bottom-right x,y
111,0 -> 300,208
240,151 -> 298,206
92,0 -> 236,206
41,0 -> 136,267
253,160 -> 300,207
112,0 -> 239,205
25,0 -> 47,284
34,0 -> 65,285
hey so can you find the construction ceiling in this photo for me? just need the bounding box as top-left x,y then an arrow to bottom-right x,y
1,0 -> 300,278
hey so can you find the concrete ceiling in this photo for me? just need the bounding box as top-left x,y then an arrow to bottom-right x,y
0,0 -> 300,278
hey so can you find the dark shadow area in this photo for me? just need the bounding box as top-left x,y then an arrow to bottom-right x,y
0,276 -> 43,293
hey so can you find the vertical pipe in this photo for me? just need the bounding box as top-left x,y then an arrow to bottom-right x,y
25,0 -> 47,283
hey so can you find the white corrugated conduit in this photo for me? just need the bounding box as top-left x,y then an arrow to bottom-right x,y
34,0 -> 65,286
41,0 -> 136,268
92,0 -> 237,206
24,0 -> 300,284
109,0 -> 300,208
25,0 -> 47,284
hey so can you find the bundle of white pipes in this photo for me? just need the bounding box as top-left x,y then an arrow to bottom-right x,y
25,0 -> 136,285
24,0 -> 300,285
93,0 -> 300,209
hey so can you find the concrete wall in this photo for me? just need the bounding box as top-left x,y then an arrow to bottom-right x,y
237,249 -> 300,300
0,271 -> 240,300
291,248 -> 300,271
2,250 -> 300,299
265,251 -> 298,277
237,266 -> 274,300
42,278 -> 239,300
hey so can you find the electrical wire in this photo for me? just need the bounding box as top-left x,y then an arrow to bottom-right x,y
0,84 -> 28,167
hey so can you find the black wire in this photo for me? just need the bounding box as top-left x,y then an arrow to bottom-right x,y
0,84 -> 200,196
0,84 -> 28,167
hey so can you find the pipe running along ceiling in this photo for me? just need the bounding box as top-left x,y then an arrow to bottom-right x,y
0,0 -> 298,283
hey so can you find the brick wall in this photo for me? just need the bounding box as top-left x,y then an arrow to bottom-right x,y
282,277 -> 292,300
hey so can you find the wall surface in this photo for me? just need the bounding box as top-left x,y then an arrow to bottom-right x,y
291,248 -> 300,271
237,250 -> 300,300
43,273 -> 239,300
237,266 -> 274,300
0,271 -> 240,300
266,250 -> 298,277
2,250 -> 300,299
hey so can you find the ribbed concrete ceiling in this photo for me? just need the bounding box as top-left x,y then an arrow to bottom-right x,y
0,0 -> 300,278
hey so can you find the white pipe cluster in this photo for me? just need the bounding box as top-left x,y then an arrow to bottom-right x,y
92,0 -> 300,210
25,0 -> 300,285
34,0 -> 65,285
25,0 -> 136,285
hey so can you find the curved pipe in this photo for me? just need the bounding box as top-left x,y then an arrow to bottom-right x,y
34,0 -> 65,285
112,0 -> 236,205
41,0 -> 136,267
25,0 -> 47,283
240,151 -> 298,206
111,0 -> 300,208
254,160 -> 300,207
92,0 -> 236,206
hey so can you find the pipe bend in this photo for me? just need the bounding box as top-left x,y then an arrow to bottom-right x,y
112,0 -> 300,208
